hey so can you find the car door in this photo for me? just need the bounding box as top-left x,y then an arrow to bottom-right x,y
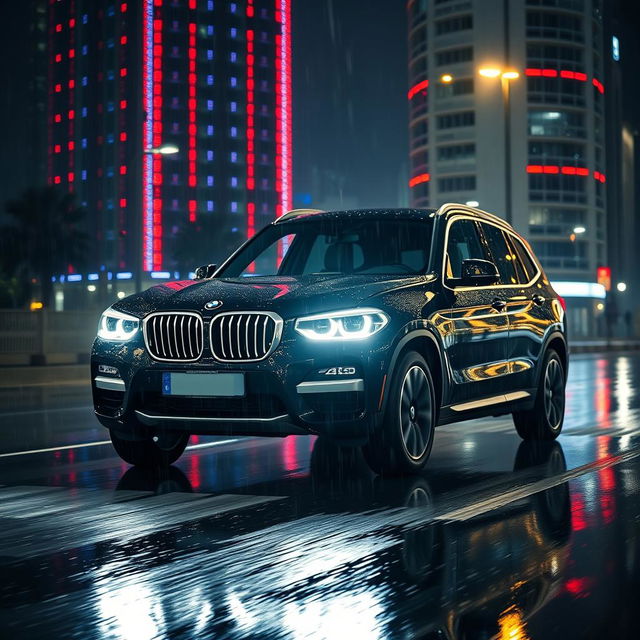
503,232 -> 552,392
479,221 -> 525,395
443,217 -> 510,406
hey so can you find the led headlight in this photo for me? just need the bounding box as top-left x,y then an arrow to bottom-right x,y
294,308 -> 389,341
97,307 -> 140,341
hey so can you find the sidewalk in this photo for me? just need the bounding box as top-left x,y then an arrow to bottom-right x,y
0,364 -> 89,388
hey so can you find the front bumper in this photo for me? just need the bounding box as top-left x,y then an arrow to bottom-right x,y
91,329 -> 392,442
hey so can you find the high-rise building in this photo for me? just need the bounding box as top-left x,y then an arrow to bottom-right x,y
407,0 -> 610,336
0,1 -> 48,213
47,0 -> 291,291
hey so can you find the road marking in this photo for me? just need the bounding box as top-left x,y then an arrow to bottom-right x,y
0,405 -> 93,418
434,445 -> 640,522
0,437 -> 241,459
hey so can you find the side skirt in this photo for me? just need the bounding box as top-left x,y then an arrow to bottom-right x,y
437,389 -> 536,426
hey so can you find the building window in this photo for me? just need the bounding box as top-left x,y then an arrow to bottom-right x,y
528,110 -> 585,138
439,175 -> 476,191
526,10 -> 583,42
526,43 -> 583,70
436,110 -> 475,129
435,46 -> 473,66
437,143 -> 475,162
411,119 -> 429,147
528,206 -> 586,235
528,174 -> 586,203
528,140 -> 585,164
436,78 -> 474,98
435,15 -> 473,36
526,0 -> 584,10
527,77 -> 585,107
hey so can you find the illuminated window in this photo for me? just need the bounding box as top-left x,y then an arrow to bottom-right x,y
207,74 -> 214,85
207,176 -> 214,186
230,126 -> 238,137
207,99 -> 214,110
207,201 -> 214,211
230,52 -> 237,62
230,77 -> 237,87
207,50 -> 214,60
207,150 -> 214,160
207,125 -> 214,135
231,201 -> 238,212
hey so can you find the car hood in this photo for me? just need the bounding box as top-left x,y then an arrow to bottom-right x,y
114,274 -> 426,319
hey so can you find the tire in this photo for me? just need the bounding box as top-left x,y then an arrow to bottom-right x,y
513,348 -> 565,441
363,351 -> 436,475
110,429 -> 189,467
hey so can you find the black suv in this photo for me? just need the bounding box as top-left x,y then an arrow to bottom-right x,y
92,204 -> 568,474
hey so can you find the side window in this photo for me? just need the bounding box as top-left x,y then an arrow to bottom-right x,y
445,219 -> 488,280
481,223 -> 518,285
509,234 -> 539,283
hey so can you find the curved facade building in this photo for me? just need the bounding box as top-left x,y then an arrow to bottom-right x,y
408,0 -> 608,335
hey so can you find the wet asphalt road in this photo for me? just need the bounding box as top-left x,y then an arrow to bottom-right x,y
0,353 -> 639,639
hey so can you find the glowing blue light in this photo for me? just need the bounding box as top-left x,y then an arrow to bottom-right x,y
150,271 -> 171,279
116,272 -> 133,280
67,274 -> 82,282
88,273 -> 99,281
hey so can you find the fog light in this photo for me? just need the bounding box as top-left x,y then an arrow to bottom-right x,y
98,364 -> 119,376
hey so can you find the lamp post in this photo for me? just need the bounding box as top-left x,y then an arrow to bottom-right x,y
134,144 -> 180,293
478,68 -> 519,224
569,225 -> 585,269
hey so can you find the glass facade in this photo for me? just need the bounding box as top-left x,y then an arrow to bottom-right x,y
48,0 -> 291,276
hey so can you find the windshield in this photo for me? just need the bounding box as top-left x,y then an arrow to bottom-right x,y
217,217 -> 433,278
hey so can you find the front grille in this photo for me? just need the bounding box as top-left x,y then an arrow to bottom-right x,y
144,312 -> 203,361
209,312 -> 282,362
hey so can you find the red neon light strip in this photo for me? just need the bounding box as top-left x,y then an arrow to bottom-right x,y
527,165 -> 591,176
67,1 -> 75,192
409,173 -> 430,188
408,79 -> 428,100
246,26 -> 256,246
592,78 -> 604,94
274,0 -> 292,265
593,171 -> 606,183
526,67 -> 588,82
188,20 -> 197,221
152,11 -> 163,270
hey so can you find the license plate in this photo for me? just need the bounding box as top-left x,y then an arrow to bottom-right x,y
162,372 -> 245,397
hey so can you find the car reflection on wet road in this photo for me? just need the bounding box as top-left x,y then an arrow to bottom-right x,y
0,353 -> 639,639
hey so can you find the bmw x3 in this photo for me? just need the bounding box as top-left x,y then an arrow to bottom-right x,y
92,204 -> 568,474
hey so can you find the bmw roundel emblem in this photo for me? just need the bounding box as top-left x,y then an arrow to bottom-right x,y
204,300 -> 223,310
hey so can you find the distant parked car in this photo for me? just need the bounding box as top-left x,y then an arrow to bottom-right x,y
91,204 -> 568,474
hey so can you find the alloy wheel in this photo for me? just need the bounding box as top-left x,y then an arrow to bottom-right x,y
399,365 -> 433,460
544,359 -> 565,430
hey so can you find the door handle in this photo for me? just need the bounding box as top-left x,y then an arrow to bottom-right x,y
532,294 -> 545,306
492,299 -> 507,311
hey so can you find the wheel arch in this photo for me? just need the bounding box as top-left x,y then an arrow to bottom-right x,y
381,328 -> 448,418
538,330 -> 569,386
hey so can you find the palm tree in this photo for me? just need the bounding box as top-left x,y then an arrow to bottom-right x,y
1,186 -> 88,308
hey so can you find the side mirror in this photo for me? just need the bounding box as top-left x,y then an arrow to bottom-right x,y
459,259 -> 500,286
194,264 -> 217,280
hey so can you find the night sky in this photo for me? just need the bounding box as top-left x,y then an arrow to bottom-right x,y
292,0 -> 408,209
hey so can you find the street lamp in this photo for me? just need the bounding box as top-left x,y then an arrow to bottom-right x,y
440,73 -> 454,84
617,282 -> 627,293
477,67 -> 520,224
133,143 -> 181,293
145,144 -> 179,155
569,226 -> 586,269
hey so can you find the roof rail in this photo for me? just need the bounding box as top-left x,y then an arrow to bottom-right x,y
275,208 -> 325,223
